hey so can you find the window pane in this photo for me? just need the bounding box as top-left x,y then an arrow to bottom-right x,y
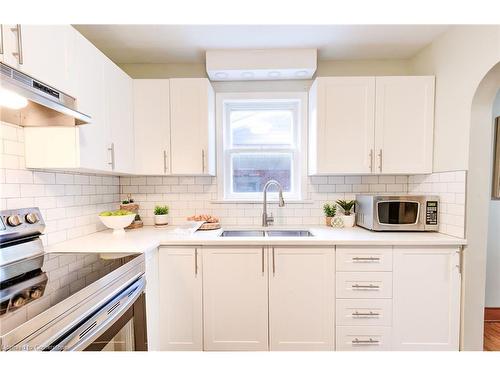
230,109 -> 293,147
232,153 -> 292,193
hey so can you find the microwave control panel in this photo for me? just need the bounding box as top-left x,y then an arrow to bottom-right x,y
426,201 -> 438,225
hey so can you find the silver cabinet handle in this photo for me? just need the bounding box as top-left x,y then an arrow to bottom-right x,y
10,24 -> 23,65
194,249 -> 197,275
108,143 -> 115,170
201,149 -> 205,173
261,248 -> 264,275
352,311 -> 380,317
352,283 -> 379,289
378,149 -> 383,172
0,25 -> 4,55
352,256 -> 380,262
272,247 -> 275,276
369,149 -> 373,172
352,338 -> 379,345
163,150 -> 168,174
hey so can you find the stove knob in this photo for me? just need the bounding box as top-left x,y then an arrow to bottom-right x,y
12,295 -> 26,308
6,215 -> 22,227
25,212 -> 39,224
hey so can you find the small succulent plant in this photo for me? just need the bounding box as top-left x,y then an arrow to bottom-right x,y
336,200 -> 356,216
323,203 -> 337,217
154,205 -> 169,215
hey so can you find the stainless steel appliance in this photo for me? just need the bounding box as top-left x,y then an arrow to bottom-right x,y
0,208 -> 147,351
355,194 -> 439,231
493,117 -> 500,199
0,62 -> 91,126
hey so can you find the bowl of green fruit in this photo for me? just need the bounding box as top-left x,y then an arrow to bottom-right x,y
98,209 -> 136,234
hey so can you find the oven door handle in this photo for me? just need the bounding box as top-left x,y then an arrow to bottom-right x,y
50,276 -> 146,351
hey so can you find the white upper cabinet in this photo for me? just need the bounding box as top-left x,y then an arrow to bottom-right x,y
104,59 -> 134,174
309,76 -> 434,175
170,78 -> 215,175
73,30 -> 111,172
133,79 -> 171,175
269,247 -> 335,351
374,76 -> 435,174
392,246 -> 461,350
203,247 -> 269,351
1,25 -> 75,96
309,77 -> 375,175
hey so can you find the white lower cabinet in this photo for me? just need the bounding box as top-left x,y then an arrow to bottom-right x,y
336,326 -> 392,351
269,247 -> 335,351
392,246 -> 461,350
159,247 -> 203,350
202,247 -> 269,351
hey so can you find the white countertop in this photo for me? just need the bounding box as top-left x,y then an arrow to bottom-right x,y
45,225 -> 466,254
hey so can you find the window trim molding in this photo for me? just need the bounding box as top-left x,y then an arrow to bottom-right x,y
216,91 -> 308,202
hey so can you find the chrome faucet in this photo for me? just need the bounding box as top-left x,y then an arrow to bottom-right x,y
262,180 -> 285,227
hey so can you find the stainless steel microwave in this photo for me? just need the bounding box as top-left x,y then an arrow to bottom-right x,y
355,194 -> 439,231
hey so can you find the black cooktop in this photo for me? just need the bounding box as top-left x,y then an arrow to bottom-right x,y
0,252 -> 140,336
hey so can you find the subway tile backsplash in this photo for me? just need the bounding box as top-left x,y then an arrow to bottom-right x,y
1,121 -> 467,243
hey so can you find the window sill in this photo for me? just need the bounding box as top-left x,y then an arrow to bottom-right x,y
210,199 -> 314,205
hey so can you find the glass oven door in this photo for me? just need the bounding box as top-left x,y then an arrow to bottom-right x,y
377,200 -> 420,226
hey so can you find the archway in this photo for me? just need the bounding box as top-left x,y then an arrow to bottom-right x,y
463,61 -> 500,350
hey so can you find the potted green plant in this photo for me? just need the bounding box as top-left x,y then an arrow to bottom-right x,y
154,205 -> 170,226
335,199 -> 356,227
323,203 -> 337,226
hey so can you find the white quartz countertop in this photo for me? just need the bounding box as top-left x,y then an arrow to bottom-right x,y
45,225 -> 467,254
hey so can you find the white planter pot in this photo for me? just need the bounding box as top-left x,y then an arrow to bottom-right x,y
154,214 -> 169,226
341,214 -> 355,228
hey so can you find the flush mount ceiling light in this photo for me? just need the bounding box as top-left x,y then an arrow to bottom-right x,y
0,88 -> 28,110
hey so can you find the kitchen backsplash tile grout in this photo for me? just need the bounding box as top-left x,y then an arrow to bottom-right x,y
1,121 -> 467,244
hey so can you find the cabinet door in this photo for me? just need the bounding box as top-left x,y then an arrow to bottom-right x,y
105,59 -> 134,174
159,247 -> 203,350
269,247 -> 335,350
133,79 -> 171,175
203,247 -> 268,350
392,247 -> 461,350
74,31 -> 111,172
170,78 -> 215,175
309,77 -> 375,174
5,25 -> 75,95
374,76 -> 435,174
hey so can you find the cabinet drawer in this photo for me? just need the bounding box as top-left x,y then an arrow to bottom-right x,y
336,299 -> 392,326
336,326 -> 392,351
336,246 -> 392,271
336,272 -> 393,299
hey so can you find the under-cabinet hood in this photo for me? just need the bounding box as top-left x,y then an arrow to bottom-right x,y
0,62 -> 91,126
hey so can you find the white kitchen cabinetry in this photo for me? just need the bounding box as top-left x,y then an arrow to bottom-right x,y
374,76 -> 435,174
133,80 -> 171,175
104,59 -> 134,174
392,246 -> 461,350
308,76 -> 434,175
145,248 -> 160,350
1,25 -> 75,96
308,77 -> 375,174
158,247 -> 203,351
203,247 -> 268,350
269,247 -> 335,350
169,78 -> 215,175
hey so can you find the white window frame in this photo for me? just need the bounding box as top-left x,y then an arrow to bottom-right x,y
216,92 -> 308,202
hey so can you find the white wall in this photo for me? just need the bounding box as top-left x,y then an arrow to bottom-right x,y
486,90 -> 500,307
410,25 -> 500,172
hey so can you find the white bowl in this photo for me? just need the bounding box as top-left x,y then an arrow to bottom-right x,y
98,214 -> 135,234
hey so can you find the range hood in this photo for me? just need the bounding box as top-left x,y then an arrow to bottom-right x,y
0,62 -> 91,126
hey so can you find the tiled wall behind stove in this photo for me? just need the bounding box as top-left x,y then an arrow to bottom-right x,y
120,175 -> 409,227
0,122 -> 120,246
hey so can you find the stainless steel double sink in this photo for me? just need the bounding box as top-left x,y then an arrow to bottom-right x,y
220,230 -> 313,237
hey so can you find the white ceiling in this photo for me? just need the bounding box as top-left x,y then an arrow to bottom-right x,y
73,25 -> 449,64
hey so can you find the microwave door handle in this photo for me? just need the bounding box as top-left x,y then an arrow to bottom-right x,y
49,277 -> 145,351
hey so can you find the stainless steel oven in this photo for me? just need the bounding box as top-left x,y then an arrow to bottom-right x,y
356,194 -> 439,231
0,208 -> 147,351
